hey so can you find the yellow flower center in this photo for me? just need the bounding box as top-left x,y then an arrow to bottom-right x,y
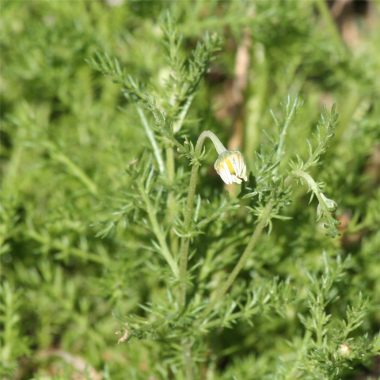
226,158 -> 235,174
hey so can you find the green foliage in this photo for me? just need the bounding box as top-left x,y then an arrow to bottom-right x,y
1,1 -> 380,379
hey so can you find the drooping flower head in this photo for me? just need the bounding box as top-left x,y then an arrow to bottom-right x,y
195,130 -> 248,185
214,150 -> 248,185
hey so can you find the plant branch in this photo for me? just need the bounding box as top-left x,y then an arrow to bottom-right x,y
204,200 -> 273,314
314,0 -> 346,54
178,131 -> 227,308
275,97 -> 299,163
140,186 -> 179,277
49,147 -> 98,196
136,106 -> 165,173
166,146 -> 179,252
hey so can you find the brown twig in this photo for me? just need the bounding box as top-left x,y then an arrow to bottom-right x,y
228,28 -> 252,151
331,0 -> 350,19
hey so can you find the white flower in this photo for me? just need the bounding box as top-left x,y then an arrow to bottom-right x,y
214,150 -> 248,185
338,343 -> 351,357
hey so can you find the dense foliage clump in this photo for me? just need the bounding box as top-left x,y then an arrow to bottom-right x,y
1,1 -> 379,379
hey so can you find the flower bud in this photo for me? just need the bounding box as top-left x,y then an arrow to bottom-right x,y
338,343 -> 351,357
214,150 -> 248,185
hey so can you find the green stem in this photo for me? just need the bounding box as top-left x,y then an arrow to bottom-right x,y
173,94 -> 194,133
275,97 -> 299,163
166,147 -> 175,182
137,107 -> 165,173
183,342 -> 194,380
53,151 -> 98,196
177,130 -> 228,380
166,148 -> 176,214
314,0 -> 345,53
27,231 -> 107,265
178,158 -> 200,307
285,330 -> 311,380
291,169 -> 333,212
178,130 -> 227,308
166,146 -> 179,253
205,201 -> 273,314
140,187 -> 179,277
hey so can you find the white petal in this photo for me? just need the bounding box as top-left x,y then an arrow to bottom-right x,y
231,175 -> 242,184
217,165 -> 231,184
219,167 -> 231,184
230,155 -> 238,174
239,157 -> 244,176
241,164 -> 247,181
237,156 -> 247,181
237,155 -> 243,174
214,150 -> 248,184
223,162 -> 234,184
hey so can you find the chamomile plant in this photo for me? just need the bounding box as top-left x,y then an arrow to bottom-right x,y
1,2 -> 379,380
88,15 -> 378,378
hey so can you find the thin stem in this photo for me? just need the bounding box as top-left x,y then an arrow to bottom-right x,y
275,97 -> 299,163
140,186 -> 179,277
178,159 -> 200,307
173,94 -> 194,133
204,201 -> 273,314
137,106 -> 165,173
166,147 -> 175,182
27,231 -> 108,265
166,148 -> 176,215
53,151 -> 98,196
202,131 -> 228,155
314,0 -> 345,54
178,130 -> 226,307
285,330 -> 311,380
292,169 -> 330,211
166,146 -> 178,252
177,130 -> 228,380
183,342 -> 194,380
